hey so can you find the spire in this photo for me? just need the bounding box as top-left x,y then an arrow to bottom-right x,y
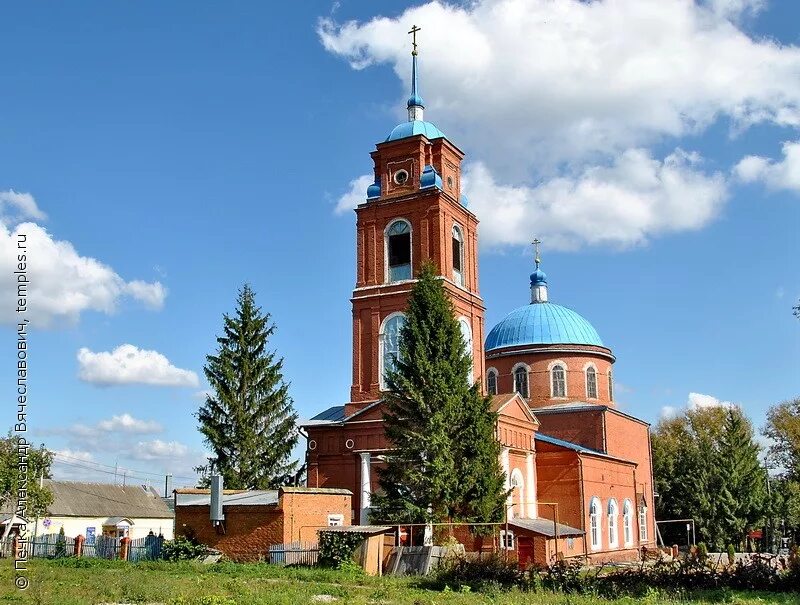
407,25 -> 424,122
530,238 -> 549,304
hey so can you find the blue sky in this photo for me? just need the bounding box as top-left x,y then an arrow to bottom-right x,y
0,0 -> 797,487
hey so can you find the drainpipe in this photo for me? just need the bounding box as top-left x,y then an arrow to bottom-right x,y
578,454 -> 588,561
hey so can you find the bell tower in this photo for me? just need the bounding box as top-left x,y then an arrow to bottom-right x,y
347,27 -> 486,412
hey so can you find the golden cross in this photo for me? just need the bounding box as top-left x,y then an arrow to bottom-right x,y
532,238 -> 541,265
408,25 -> 421,56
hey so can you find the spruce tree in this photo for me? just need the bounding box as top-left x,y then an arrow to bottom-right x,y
196,284 -> 298,489
371,262 -> 507,524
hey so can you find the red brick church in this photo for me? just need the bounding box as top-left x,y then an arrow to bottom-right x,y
302,39 -> 655,564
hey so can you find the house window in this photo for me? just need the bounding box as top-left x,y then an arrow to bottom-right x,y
623,499 -> 633,547
459,318 -> 473,385
638,503 -> 648,541
327,514 -> 344,527
551,364 -> 566,398
608,370 -> 614,402
487,369 -> 498,395
589,497 -> 601,550
500,529 -> 515,550
452,225 -> 464,286
380,314 -> 405,389
586,366 -> 598,399
608,498 -> 619,548
386,220 -> 411,282
513,366 -> 529,398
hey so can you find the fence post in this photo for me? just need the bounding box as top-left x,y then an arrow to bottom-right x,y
12,536 -> 18,559
119,537 -> 130,561
74,535 -> 85,557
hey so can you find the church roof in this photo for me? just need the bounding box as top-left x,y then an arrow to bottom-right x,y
306,405 -> 346,424
510,517 -> 584,537
485,302 -> 604,351
535,434 -> 636,464
385,120 -> 445,142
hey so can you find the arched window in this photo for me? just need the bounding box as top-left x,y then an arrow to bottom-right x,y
452,225 -> 464,286
586,366 -> 598,399
459,318 -> 473,385
607,499 -> 619,548
551,364 -> 566,398
386,220 -> 411,282
622,499 -> 633,547
487,369 -> 498,396
513,365 -> 529,398
510,469 -> 525,518
638,503 -> 648,541
608,370 -> 614,402
589,497 -> 601,550
379,314 -> 405,389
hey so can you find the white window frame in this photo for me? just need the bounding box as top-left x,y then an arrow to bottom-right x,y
452,224 -> 465,287
512,363 -> 530,398
638,504 -> 648,542
385,219 -> 412,284
327,514 -> 344,527
378,312 -> 406,390
486,367 -> 499,396
585,363 -> 598,400
500,529 -> 515,550
458,317 -> 473,385
548,360 -> 568,398
589,497 -> 601,551
607,498 -> 619,548
622,499 -> 633,547
509,468 -> 525,519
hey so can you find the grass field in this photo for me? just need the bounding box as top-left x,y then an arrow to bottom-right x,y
0,559 -> 798,605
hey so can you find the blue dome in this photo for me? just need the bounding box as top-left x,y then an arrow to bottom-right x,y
530,268 -> 547,286
485,303 -> 604,351
407,93 -> 425,108
386,120 -> 445,142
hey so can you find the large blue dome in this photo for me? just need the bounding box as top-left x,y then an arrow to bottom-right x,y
485,303 -> 604,351
386,120 -> 445,142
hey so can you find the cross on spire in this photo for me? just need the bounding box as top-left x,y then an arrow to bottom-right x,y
532,238 -> 542,267
408,25 -> 421,56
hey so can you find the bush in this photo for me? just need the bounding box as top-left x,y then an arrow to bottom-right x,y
433,554 -> 524,592
727,544 -> 736,567
318,531 -> 365,568
161,536 -> 207,561
54,527 -> 67,558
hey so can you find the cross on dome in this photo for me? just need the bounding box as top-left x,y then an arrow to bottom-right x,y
530,237 -> 548,303
407,25 -> 425,121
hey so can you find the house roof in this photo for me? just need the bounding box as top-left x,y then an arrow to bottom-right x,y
510,517 -> 584,537
318,525 -> 393,536
12,480 -> 174,519
535,434 -> 636,465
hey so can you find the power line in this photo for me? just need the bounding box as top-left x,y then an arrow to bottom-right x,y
53,453 -> 197,482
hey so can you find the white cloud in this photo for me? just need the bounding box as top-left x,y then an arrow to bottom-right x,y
77,344 -> 199,388
466,149 -> 727,249
96,414 -> 163,433
334,174 -> 374,214
687,391 -> 735,410
0,190 -> 166,327
319,0 -> 800,248
132,439 -> 190,461
734,140 -> 800,192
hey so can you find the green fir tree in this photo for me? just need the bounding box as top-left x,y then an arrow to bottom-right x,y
371,262 -> 507,525
196,284 -> 298,489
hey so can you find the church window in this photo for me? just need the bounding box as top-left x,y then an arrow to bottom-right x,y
513,365 -> 529,398
608,370 -> 614,402
623,499 -> 633,547
638,503 -> 648,541
386,220 -> 411,282
551,364 -> 566,398
379,313 -> 405,389
452,225 -> 464,286
459,318 -> 473,384
487,369 -> 498,395
393,169 -> 409,185
607,499 -> 619,548
589,497 -> 601,550
586,366 -> 598,399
